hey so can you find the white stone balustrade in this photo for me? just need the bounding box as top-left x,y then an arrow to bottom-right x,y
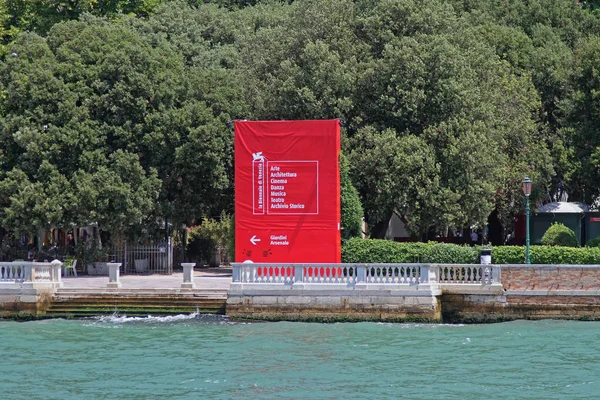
0,260 -> 62,287
435,264 -> 500,284
365,264 -> 422,284
302,265 -> 357,284
0,262 -> 26,282
232,263 -> 501,288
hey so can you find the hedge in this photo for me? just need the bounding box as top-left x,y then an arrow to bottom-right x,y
421,242 -> 479,264
341,238 -> 600,264
341,238 -> 428,263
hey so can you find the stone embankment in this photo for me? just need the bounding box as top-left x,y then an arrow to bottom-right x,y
0,262 -> 230,319
5,262 -> 600,322
444,265 -> 600,323
228,263 -> 600,323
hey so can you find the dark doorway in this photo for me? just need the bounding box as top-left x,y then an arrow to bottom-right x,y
487,209 -> 503,246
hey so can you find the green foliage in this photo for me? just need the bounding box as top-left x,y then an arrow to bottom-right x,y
227,213 -> 235,262
586,236 -> 600,247
422,242 -> 479,264
343,240 -> 600,264
491,244 -> 600,265
1,0 -> 600,244
0,10 -> 246,238
531,246 -> 600,265
340,152 -> 363,239
75,239 -> 112,268
341,238 -> 427,263
187,211 -> 232,262
490,246 -> 525,264
0,0 -> 165,57
541,223 -> 578,247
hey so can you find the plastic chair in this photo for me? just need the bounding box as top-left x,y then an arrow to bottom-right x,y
63,259 -> 78,277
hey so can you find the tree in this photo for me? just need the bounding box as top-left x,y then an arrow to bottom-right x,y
348,127 -> 445,238
0,11 -> 244,238
340,152 -> 363,239
0,0 -> 165,57
561,36 -> 600,205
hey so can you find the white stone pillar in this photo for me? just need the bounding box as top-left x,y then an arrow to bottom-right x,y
416,264 -> 441,295
294,265 -> 304,283
181,263 -> 196,289
23,263 -> 34,282
232,263 -> 240,282
492,265 -> 501,283
107,262 -> 122,289
51,259 -> 63,288
356,264 -> 367,283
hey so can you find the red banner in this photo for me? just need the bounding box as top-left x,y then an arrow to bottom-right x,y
234,120 -> 341,263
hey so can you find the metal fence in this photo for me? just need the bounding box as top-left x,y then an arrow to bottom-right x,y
111,240 -> 173,275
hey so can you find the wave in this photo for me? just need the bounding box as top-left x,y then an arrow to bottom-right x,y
90,312 -> 231,324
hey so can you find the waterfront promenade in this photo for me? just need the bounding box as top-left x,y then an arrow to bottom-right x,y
60,267 -> 233,292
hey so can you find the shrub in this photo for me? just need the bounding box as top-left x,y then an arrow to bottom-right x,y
541,223 -> 578,247
422,242 -> 479,264
342,238 -> 427,263
228,214 -> 235,262
586,236 -> 600,247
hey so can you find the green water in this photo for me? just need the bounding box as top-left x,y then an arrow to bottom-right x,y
1,316 -> 599,400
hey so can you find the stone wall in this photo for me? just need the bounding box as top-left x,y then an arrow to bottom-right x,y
227,290 -> 442,322
441,265 -> 600,322
0,287 -> 52,317
442,293 -> 600,323
501,265 -> 600,291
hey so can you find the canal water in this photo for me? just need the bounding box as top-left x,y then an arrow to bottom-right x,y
1,316 -> 599,399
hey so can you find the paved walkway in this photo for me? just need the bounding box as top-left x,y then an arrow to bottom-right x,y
60,267 -> 233,291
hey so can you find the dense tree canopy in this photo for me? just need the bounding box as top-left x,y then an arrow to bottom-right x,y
0,0 -> 599,240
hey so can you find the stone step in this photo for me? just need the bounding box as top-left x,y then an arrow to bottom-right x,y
46,305 -> 223,313
52,301 -> 226,308
53,293 -> 226,299
43,308 -> 218,318
54,292 -> 227,300
56,288 -> 228,296
47,293 -> 227,318
49,300 -> 226,308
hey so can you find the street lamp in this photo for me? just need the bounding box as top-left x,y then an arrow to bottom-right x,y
522,177 -> 532,264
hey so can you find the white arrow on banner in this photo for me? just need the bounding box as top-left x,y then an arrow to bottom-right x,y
250,235 -> 261,245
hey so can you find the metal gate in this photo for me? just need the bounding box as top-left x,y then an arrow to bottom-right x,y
112,240 -> 173,275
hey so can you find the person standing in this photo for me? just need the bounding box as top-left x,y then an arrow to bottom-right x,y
470,230 -> 479,246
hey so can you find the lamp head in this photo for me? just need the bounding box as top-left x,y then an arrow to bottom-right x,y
522,177 -> 532,197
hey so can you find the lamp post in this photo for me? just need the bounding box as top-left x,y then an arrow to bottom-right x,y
522,177 -> 532,264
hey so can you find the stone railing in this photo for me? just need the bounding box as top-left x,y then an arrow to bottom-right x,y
232,263 -> 500,287
0,260 -> 63,287
437,264 -> 499,285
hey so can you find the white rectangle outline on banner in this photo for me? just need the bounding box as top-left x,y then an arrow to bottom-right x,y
252,160 -> 265,215
266,160 -> 319,215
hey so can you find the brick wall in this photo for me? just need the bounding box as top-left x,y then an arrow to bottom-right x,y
501,266 -> 600,291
